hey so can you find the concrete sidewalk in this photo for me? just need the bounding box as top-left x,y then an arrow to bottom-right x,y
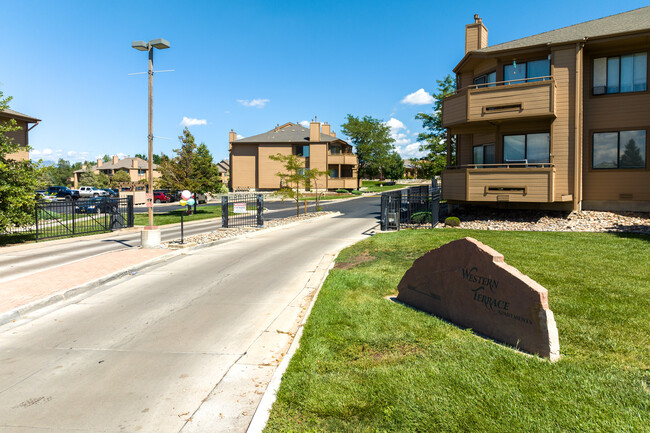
0,247 -> 172,325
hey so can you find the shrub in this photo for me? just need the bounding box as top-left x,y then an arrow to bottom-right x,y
335,189 -> 349,194
351,190 -> 363,195
444,216 -> 461,227
411,211 -> 431,223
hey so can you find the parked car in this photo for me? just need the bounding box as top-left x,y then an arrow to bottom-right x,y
75,197 -> 117,214
153,192 -> 170,203
35,190 -> 57,202
102,188 -> 119,197
195,193 -> 208,204
78,186 -> 109,197
47,186 -> 79,200
155,189 -> 179,202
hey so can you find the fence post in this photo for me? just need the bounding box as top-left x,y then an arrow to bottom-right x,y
221,195 -> 228,228
257,194 -> 264,227
35,205 -> 39,241
71,200 -> 76,235
127,196 -> 134,227
180,213 -> 184,244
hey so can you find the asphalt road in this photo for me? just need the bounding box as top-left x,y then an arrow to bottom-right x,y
0,196 -> 379,285
0,197 -> 379,432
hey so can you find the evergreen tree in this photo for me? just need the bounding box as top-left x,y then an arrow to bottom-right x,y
415,75 -> 456,175
620,139 -> 645,168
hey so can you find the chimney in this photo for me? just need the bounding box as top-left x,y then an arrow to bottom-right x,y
309,119 -> 321,142
112,155 -> 119,164
132,158 -> 138,169
97,158 -> 103,168
322,123 -> 331,136
331,131 -> 336,137
465,14 -> 488,54
229,129 -> 237,152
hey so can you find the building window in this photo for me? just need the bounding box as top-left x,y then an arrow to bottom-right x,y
293,145 -> 309,157
138,169 -> 146,175
341,165 -> 354,178
593,53 -> 647,95
473,144 -> 495,165
503,133 -> 550,164
593,130 -> 646,169
504,58 -> 550,84
473,71 -> 496,88
328,164 -> 339,178
330,145 -> 341,155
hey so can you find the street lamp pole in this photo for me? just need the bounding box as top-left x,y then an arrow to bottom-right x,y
132,38 -> 170,229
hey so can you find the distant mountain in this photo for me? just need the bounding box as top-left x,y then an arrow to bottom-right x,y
39,160 -> 57,167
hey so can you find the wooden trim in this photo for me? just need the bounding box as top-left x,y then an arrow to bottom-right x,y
574,42 -> 584,210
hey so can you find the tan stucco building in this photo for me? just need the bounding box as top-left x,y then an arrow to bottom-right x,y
229,121 -> 358,191
441,7 -> 650,211
73,155 -> 160,188
0,109 -> 40,161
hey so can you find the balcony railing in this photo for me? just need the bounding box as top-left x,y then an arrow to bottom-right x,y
442,77 -> 556,128
328,153 -> 357,165
441,163 -> 556,203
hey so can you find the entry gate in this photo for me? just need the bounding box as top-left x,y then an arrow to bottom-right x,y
380,182 -> 441,231
221,194 -> 264,228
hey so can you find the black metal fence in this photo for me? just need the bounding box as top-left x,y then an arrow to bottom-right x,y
1,197 -> 134,242
221,194 -> 264,228
380,183 -> 441,231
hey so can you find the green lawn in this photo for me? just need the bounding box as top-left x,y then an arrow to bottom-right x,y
133,205 -> 223,226
265,230 -> 650,432
361,180 -> 409,193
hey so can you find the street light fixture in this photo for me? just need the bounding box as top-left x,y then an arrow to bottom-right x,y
131,38 -> 170,234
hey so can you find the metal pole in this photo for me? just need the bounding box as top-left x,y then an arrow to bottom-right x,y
180,213 -> 184,244
147,46 -> 154,228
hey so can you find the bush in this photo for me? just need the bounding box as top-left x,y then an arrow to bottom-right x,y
411,211 -> 431,223
351,190 -> 363,195
445,216 -> 461,227
335,189 -> 349,194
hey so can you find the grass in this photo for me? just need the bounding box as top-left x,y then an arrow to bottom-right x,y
362,180 -> 409,193
133,205 -> 223,226
265,230 -> 650,432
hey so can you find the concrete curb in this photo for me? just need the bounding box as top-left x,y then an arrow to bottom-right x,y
0,212 -> 343,329
0,250 -> 181,328
245,223 -> 370,433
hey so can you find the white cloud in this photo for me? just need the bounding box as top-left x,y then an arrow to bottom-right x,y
237,98 -> 270,108
299,120 -> 310,128
236,134 -> 244,140
31,149 -> 42,156
401,88 -> 434,105
395,142 -> 426,159
386,118 -> 406,131
180,116 -> 207,127
42,148 -> 53,155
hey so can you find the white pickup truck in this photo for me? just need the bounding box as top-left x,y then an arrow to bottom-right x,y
78,186 -> 109,198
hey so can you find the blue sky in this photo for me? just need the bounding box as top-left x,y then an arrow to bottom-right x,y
2,0 -> 648,164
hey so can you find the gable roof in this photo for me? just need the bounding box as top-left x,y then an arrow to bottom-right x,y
0,108 -> 40,123
233,122 -> 345,144
74,157 -> 156,173
477,6 -> 650,54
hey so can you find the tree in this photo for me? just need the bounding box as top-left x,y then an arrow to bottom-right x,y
79,167 -> 109,188
0,91 -> 40,231
111,170 -> 131,185
268,154 -> 327,216
158,128 -> 221,211
383,151 -> 405,180
102,154 -> 110,163
340,114 -> 396,187
620,139 -> 644,168
415,75 -> 457,175
135,152 -> 166,165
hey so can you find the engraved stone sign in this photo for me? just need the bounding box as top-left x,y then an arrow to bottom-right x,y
397,237 -> 560,361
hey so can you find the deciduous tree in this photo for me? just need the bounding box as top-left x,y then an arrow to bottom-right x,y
111,170 -> 131,185
340,114 -> 396,187
0,91 -> 40,231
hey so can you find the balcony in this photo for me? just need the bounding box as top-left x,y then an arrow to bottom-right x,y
328,178 -> 357,189
441,163 -> 558,203
328,153 -> 357,165
442,78 -> 556,129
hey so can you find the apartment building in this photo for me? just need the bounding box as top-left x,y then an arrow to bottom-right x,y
441,7 -> 650,211
0,109 -> 40,161
73,155 -> 160,188
229,121 -> 358,191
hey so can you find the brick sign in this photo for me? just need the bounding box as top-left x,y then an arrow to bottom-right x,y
397,237 -> 560,361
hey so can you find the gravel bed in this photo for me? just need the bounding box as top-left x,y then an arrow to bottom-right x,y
162,211 -> 334,247
404,209 -> 649,234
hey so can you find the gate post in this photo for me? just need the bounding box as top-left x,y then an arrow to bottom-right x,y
35,205 -> 39,241
127,196 -> 134,227
380,193 -> 386,231
256,194 -> 264,228
221,195 -> 229,228
71,200 -> 76,235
